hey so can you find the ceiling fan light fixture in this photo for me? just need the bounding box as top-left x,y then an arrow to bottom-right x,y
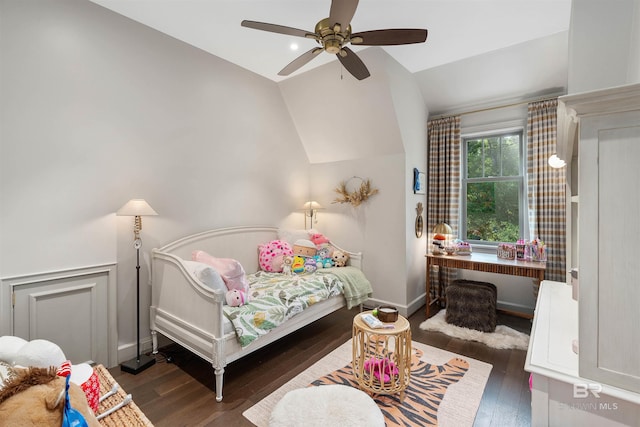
242,0 -> 427,80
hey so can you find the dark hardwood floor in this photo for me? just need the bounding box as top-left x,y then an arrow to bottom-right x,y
108,306 -> 532,427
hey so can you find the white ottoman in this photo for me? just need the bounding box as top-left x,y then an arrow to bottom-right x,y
269,384 -> 385,427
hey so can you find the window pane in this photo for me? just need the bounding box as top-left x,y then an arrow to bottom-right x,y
466,180 -> 520,242
502,135 -> 520,176
484,137 -> 500,177
467,140 -> 484,178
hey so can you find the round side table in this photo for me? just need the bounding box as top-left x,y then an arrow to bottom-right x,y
352,311 -> 411,400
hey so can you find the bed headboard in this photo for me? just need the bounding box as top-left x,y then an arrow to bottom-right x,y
154,226 -> 278,273
153,225 -> 362,272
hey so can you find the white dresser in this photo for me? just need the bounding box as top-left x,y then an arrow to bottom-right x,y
525,280 -> 640,426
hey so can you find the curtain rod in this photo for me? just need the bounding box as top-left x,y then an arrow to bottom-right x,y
428,93 -> 563,121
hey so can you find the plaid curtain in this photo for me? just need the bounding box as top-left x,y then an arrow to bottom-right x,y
526,99 -> 566,281
427,116 -> 461,298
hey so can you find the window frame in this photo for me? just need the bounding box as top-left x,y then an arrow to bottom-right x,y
460,126 -> 528,247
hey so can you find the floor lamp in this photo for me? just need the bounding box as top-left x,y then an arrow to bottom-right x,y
117,199 -> 158,375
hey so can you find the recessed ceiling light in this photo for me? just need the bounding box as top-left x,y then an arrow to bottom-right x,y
290,42 -> 298,51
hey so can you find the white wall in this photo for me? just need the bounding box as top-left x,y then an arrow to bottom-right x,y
0,0 -> 309,359
568,0 -> 638,93
280,49 -> 429,315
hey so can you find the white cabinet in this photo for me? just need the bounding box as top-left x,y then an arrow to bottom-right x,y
560,84 -> 640,395
525,281 -> 640,427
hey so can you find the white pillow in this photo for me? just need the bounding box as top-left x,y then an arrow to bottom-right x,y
277,228 -> 316,245
183,260 -> 227,293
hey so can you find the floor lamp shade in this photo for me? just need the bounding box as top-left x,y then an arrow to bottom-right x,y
117,199 -> 157,375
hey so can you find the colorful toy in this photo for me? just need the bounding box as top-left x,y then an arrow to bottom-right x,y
225,289 -> 247,307
304,257 -> 317,273
332,250 -> 349,267
258,240 -> 293,272
309,232 -> 330,246
313,254 -> 334,269
291,256 -> 306,274
363,357 -> 398,383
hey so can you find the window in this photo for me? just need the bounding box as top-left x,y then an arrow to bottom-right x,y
461,129 -> 526,244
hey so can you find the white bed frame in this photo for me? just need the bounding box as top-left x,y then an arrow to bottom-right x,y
150,226 -> 362,402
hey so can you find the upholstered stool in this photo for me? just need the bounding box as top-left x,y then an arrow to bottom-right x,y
269,384 -> 385,427
446,280 -> 497,332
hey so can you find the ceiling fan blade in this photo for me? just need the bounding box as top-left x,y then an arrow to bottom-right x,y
241,20 -> 314,39
329,0 -> 359,32
337,47 -> 370,80
351,29 -> 428,46
278,48 -> 324,76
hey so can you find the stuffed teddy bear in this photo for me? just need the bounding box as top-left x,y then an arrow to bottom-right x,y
258,240 -> 293,273
332,250 -> 349,267
225,289 -> 247,307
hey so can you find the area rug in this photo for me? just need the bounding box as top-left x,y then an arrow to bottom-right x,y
419,310 -> 530,350
243,339 -> 492,427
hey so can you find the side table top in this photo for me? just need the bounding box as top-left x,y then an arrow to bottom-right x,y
354,311 -> 410,334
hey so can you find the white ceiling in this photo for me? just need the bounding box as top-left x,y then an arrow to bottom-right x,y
89,0 -> 572,83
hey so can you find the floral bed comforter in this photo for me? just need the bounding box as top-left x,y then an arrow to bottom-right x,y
222,270 -> 347,347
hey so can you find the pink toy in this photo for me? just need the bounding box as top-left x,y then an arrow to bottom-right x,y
192,250 -> 249,294
310,233 -> 330,246
226,289 -> 246,307
258,240 -> 293,272
363,357 -> 399,383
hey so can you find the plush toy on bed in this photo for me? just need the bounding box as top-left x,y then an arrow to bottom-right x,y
282,256 -> 293,275
258,240 -> 293,273
313,247 -> 334,269
225,289 -> 247,307
310,232 -> 330,247
304,257 -> 317,273
291,256 -> 306,274
332,250 -> 350,267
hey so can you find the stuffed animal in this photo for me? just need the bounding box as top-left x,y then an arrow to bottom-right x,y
332,250 -> 349,267
291,256 -> 306,274
258,240 -> 293,273
309,233 -> 330,247
225,289 -> 247,307
0,366 -> 100,427
282,256 -> 293,275
313,254 -> 334,269
292,239 -> 317,258
0,337 -> 100,427
304,257 -> 317,273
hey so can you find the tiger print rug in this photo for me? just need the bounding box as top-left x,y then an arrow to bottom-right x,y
243,339 -> 492,427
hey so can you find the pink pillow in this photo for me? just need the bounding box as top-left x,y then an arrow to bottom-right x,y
192,250 -> 249,295
258,240 -> 293,272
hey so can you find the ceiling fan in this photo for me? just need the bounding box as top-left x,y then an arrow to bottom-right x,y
241,0 -> 428,80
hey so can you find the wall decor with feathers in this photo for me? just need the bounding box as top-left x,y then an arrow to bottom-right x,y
332,176 -> 379,207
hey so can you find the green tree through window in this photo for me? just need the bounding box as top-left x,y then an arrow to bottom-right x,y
462,131 -> 524,243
